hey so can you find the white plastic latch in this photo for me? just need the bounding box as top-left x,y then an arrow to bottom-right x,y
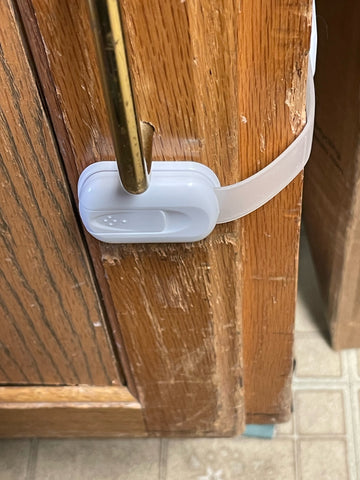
78,65 -> 315,243
78,161 -> 220,243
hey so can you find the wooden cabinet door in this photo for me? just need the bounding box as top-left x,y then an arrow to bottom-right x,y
304,0 -> 360,350
0,0 -> 312,437
0,0 -> 147,437
0,0 -> 121,388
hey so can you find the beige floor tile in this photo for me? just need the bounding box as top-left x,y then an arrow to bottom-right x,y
299,440 -> 348,480
294,334 -> 342,377
0,440 -> 31,480
166,438 -> 295,480
357,351 -> 360,377
275,418 -> 293,435
295,391 -> 345,435
35,439 -> 160,480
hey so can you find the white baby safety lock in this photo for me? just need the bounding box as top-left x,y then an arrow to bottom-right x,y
79,4 -> 317,244
78,161 -> 221,243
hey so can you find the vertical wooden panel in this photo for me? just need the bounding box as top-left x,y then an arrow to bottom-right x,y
19,0 -> 244,435
303,0 -> 360,349
103,235 -> 243,434
117,1 -> 244,433
0,0 -> 120,385
121,0 -> 238,184
123,0 -> 311,423
238,0 -> 311,422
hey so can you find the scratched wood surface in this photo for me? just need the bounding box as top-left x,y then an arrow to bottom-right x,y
18,0 -> 311,432
304,0 -> 360,350
19,0 -> 243,435
114,0 -> 311,425
0,386 -> 146,437
0,0 -> 121,385
237,0 -> 311,423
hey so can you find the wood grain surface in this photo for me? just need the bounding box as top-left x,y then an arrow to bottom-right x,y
238,0 -> 311,423
304,0 -> 360,349
17,0 -> 311,432
119,0 -> 311,425
17,0 -> 135,394
0,386 -> 146,437
103,235 -> 243,434
0,0 -> 120,385
18,0 -> 244,435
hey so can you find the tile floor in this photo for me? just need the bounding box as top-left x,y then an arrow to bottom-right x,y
1,231 -> 359,480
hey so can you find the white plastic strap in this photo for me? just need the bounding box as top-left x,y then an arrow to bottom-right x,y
215,0 -> 316,223
215,65 -> 315,223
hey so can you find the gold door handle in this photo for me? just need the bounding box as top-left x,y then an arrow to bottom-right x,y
87,0 -> 153,194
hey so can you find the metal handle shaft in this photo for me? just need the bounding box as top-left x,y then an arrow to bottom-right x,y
87,0 -> 152,194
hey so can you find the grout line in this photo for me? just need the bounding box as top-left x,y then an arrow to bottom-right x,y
341,350 -> 357,480
159,439 -> 168,480
346,350 -> 360,480
278,433 -> 348,439
294,376 -> 349,382
293,404 -> 301,480
25,438 -> 38,480
350,382 -> 360,480
295,438 -> 302,480
293,379 -> 353,388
